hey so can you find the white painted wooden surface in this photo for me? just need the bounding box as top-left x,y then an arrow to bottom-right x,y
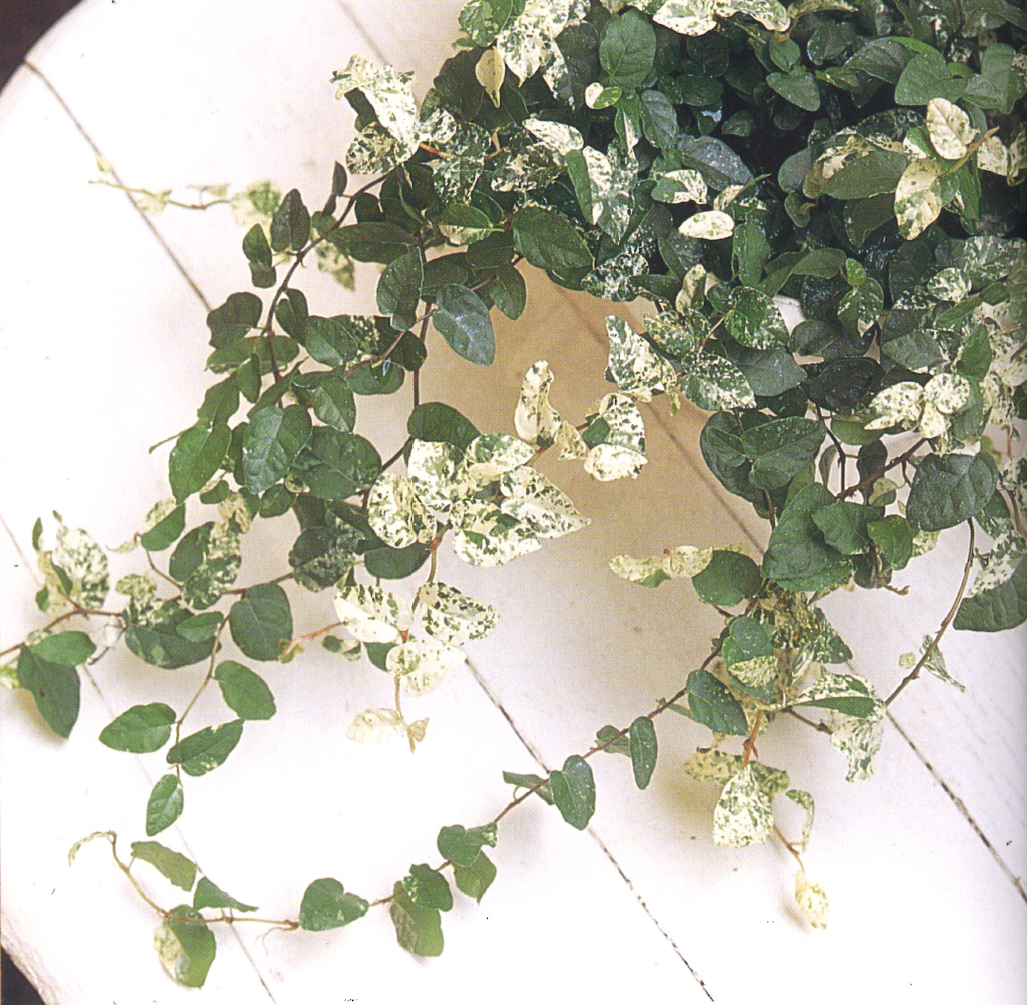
1,3 -> 1024,1003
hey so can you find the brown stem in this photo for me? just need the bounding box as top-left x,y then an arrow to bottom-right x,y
836,438 -> 926,501
884,519 -> 976,707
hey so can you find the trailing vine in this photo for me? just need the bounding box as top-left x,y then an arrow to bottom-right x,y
4,0 -> 1026,986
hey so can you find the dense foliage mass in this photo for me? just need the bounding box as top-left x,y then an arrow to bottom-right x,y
5,0 -> 1025,985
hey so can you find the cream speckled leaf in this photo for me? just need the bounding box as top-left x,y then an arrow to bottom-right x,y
796,872 -> 829,929
678,352 -> 757,411
965,527 -> 1026,600
976,135 -> 1013,178
652,168 -> 708,204
895,158 -> 946,240
367,474 -> 436,549
116,574 -> 159,622
795,670 -> 877,710
580,147 -> 636,238
524,118 -> 584,157
180,520 -> 242,611
609,545 -> 713,586
475,47 -> 506,108
923,372 -> 971,415
52,523 -> 109,610
142,499 -> 178,534
499,467 -> 590,539
387,637 -> 466,696
684,748 -> 740,782
496,0 -> 589,83
346,123 -> 415,176
925,267 -> 971,302
728,655 -> 778,693
719,0 -> 789,29
785,789 -> 815,852
914,634 -> 964,691
605,316 -> 677,401
334,55 -> 419,148
678,210 -> 735,240
713,764 -> 774,847
584,393 -> 647,481
926,98 -> 975,161
333,584 -> 412,644
346,707 -> 404,744
865,381 -> 924,430
677,264 -> 708,312
828,706 -> 884,782
450,497 -> 543,566
515,361 -> 561,445
408,439 -> 472,512
461,433 -> 536,484
417,582 -> 499,646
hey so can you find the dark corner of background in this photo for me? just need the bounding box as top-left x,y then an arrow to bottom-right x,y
2,4 -> 81,1002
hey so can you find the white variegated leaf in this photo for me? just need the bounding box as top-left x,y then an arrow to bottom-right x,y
864,381 -> 924,431
496,0 -> 590,84
609,545 -> 713,586
785,789 -> 815,852
515,360 -> 563,446
895,158 -> 946,240
334,55 -> 419,147
584,393 -> 647,481
713,763 -> 774,847
677,210 -> 735,240
333,584 -> 412,643
407,439 -> 473,512
828,706 -> 884,782
475,47 -> 505,108
684,748 -> 741,782
417,582 -> 499,646
923,372 -> 971,415
499,467 -> 590,540
926,98 -> 975,161
51,523 -> 109,610
346,707 -> 405,744
795,872 -> 829,929
524,117 -> 584,156
387,637 -> 466,696
367,474 -> 436,549
461,433 -> 536,483
450,497 -> 543,567
605,316 -> 677,401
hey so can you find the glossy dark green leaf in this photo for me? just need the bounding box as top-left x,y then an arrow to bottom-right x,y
377,247 -> 424,331
193,876 -> 257,914
206,292 -> 263,349
549,755 -> 595,830
895,49 -> 966,105
357,539 -> 426,581
437,823 -> 498,868
228,582 -> 293,661
166,720 -> 244,777
17,646 -> 79,738
599,9 -> 655,88
274,288 -> 309,342
99,703 -> 176,753
432,284 -> 495,366
627,716 -> 657,790
343,359 -> 405,396
811,501 -> 874,556
175,611 -> 223,643
146,774 -> 184,836
299,877 -> 369,931
154,907 -> 215,988
292,373 -> 355,432
242,404 -> 312,494
169,422 -> 231,503
29,631 -> 94,666
333,221 -> 417,264
487,265 -> 527,320
502,770 -> 554,805
304,316 -> 360,368
762,483 -> 852,592
453,851 -> 496,903
686,669 -> 749,735
402,864 -> 453,911
955,553 -> 1027,632
692,550 -> 762,607
130,840 -> 196,891
213,661 -> 276,720
639,88 -> 678,148
125,604 -> 217,669
242,224 -> 272,267
767,69 -> 821,111
742,417 -> 827,491
407,402 -> 479,449
139,504 -> 186,552
906,452 -> 998,532
678,135 -> 753,189
169,523 -> 213,582
294,428 -> 382,500
511,206 -> 592,274
270,188 -> 311,252
390,883 -> 444,957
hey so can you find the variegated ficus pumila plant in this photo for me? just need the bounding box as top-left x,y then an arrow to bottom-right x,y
5,0 -> 1026,985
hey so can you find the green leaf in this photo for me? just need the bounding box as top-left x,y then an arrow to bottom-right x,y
295,428 -> 382,500
906,452 -> 999,532
432,284 -> 495,366
139,504 -> 186,552
726,287 -> 788,349
767,69 -> 821,110
502,769 -> 554,804
17,647 -> 79,738
895,49 -> 966,105
274,288 -> 308,341
29,631 -> 94,666
193,876 -> 257,914
242,223 -> 272,269
242,404 -> 312,494
487,265 -> 527,320
955,553 -> 1027,632
298,878 -> 369,931
722,615 -> 776,701
550,755 -> 595,830
390,882 -> 444,957
332,221 -> 417,264
867,515 -> 914,570
407,402 -> 479,449
762,483 -> 852,591
596,724 -> 631,755
794,671 -> 878,717
691,550 -> 763,606
810,501 -> 873,556
511,206 -> 592,275
377,247 -> 424,331
743,417 -> 827,491
175,611 -> 223,643
213,661 -> 276,720
437,824 -> 498,868
303,316 -> 361,368
206,292 -> 263,350
402,864 -> 453,911
130,840 -> 196,891
453,850 -> 497,903
228,582 -> 293,661
686,669 -> 749,736
125,604 -> 217,669
628,716 -> 657,790
146,774 -> 184,837
169,422 -> 231,503
459,0 -> 519,46
154,906 -> 215,988
599,9 -> 656,89
166,721 -> 244,777
296,374 -> 356,432
98,703 -> 176,753
639,88 -> 678,148
270,188 -> 311,252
